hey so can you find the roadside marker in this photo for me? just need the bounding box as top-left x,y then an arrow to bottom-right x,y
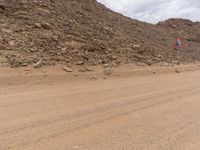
173,37 -> 182,64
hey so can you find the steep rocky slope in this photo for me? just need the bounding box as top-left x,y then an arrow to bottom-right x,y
0,0 -> 200,67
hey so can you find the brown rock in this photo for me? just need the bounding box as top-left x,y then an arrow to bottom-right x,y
37,8 -> 51,15
103,64 -> 110,68
85,67 -> 93,72
78,68 -> 86,72
33,60 -> 42,68
175,69 -> 181,73
132,44 -> 141,48
89,75 -> 97,80
0,3 -> 5,11
103,68 -> 113,75
63,67 -> 73,72
41,22 -> 51,29
76,61 -> 84,65
1,28 -> 12,34
34,23 -> 42,28
8,40 -> 15,47
21,63 -> 28,66
111,55 -> 117,60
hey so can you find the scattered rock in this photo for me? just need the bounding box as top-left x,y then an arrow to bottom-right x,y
41,22 -> 51,29
111,55 -> 117,60
152,70 -> 157,74
37,8 -> 51,15
111,62 -> 117,67
85,67 -> 93,72
175,69 -> 181,73
0,3 -> 5,11
76,61 -> 84,65
145,59 -> 154,66
78,68 -> 86,72
8,40 -> 15,47
132,44 -> 141,48
61,47 -> 67,53
103,64 -> 110,68
21,63 -> 28,66
103,68 -> 113,75
34,23 -> 42,28
78,67 -> 93,72
74,73 -> 78,77
89,75 -> 97,80
63,67 -> 73,72
1,28 -> 12,34
33,60 -> 42,68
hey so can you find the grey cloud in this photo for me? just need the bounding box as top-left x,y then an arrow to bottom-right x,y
97,0 -> 200,24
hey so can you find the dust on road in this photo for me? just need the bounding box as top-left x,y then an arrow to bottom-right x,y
1,65 -> 200,150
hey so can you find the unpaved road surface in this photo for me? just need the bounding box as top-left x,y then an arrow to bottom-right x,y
1,67 -> 200,150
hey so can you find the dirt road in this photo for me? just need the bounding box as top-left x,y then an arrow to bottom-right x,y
1,66 -> 200,150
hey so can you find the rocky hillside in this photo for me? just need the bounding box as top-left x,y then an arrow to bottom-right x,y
157,18 -> 200,61
0,0 -> 200,67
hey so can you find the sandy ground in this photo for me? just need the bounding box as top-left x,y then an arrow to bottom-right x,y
1,64 -> 200,150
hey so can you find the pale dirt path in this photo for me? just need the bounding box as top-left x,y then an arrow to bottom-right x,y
1,66 -> 200,150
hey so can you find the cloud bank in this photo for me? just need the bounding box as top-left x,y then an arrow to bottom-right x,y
97,0 -> 200,24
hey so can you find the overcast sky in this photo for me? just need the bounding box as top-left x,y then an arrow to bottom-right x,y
97,0 -> 200,24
